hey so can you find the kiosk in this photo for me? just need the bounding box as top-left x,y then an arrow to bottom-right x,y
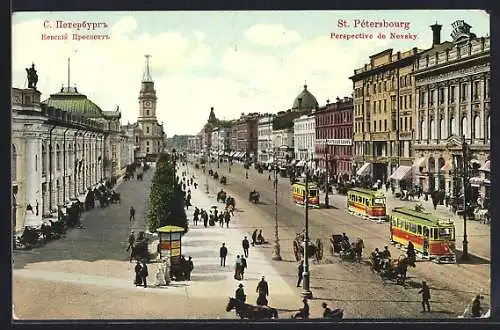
157,225 -> 185,279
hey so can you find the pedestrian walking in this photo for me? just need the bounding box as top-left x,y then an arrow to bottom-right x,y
256,276 -> 269,306
245,171 -> 248,179
134,261 -> 142,286
251,229 -> 258,247
126,231 -> 135,252
240,255 -> 247,280
268,174 -> 271,181
242,236 -> 250,257
194,182 -> 198,189
220,243 -> 228,267
219,213 -> 224,227
186,256 -> 194,281
140,261 -> 149,288
129,206 -> 135,222
418,281 -> 431,312
234,255 -> 242,280
193,207 -> 200,226
235,283 -> 246,303
297,260 -> 304,287
224,211 -> 231,228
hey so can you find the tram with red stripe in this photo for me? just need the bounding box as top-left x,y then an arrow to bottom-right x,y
389,206 -> 456,263
346,188 -> 387,222
292,182 -> 320,208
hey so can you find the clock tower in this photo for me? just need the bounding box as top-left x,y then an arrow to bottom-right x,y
134,54 -> 166,160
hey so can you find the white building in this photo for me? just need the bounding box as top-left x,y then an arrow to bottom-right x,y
12,83 -> 127,235
187,135 -> 201,153
120,124 -> 136,168
293,114 -> 316,164
272,128 -> 294,165
257,115 -> 274,164
414,21 -> 490,197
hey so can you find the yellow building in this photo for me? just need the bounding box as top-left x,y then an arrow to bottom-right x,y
350,46 -> 422,184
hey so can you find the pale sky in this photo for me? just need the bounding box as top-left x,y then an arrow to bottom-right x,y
12,10 -> 489,136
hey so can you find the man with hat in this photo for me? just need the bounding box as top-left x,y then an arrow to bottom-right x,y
235,283 -> 246,303
418,280 -> 431,312
256,276 -> 269,306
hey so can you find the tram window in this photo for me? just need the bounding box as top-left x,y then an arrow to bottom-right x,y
439,228 -> 452,240
417,225 -> 422,235
309,190 -> 317,197
411,224 -> 417,233
404,221 -> 408,230
423,227 -> 429,237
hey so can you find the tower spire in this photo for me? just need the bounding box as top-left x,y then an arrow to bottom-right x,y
143,54 -> 153,82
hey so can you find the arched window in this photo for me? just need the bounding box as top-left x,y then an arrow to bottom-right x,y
486,115 -> 490,139
474,115 -> 480,139
462,117 -> 468,137
428,157 -> 435,173
56,144 -> 61,170
12,144 -> 17,181
42,144 -> 47,176
430,119 -> 435,139
420,120 -> 426,140
440,119 -> 445,139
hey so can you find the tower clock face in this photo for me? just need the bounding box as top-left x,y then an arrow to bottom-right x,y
145,101 -> 152,107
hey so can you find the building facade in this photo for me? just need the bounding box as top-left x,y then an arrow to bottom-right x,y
414,21 -> 490,196
257,115 -> 274,164
236,113 -> 259,160
293,114 -> 316,163
120,125 -> 135,170
134,55 -> 166,161
12,85 -> 116,235
350,46 -> 421,182
187,135 -> 202,153
272,128 -> 294,165
315,97 -> 354,180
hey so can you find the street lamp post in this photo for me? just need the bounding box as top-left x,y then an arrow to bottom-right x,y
461,136 -> 469,260
324,140 -> 330,208
272,149 -> 282,261
302,160 -> 313,299
205,146 -> 209,194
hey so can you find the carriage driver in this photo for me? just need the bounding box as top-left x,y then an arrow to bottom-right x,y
381,246 -> 391,259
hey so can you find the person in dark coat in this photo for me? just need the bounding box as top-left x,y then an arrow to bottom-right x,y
220,243 -> 228,267
235,283 -> 246,303
251,229 -> 258,247
134,261 -> 142,286
224,211 -> 231,228
202,209 -> 208,228
140,261 -> 148,288
471,295 -> 483,317
240,256 -> 247,280
193,207 -> 200,226
242,236 -> 250,257
292,298 -> 310,319
297,260 -> 304,287
381,246 -> 391,259
342,233 -> 349,244
256,276 -> 269,306
418,281 -> 431,312
129,206 -> 135,222
219,213 -> 224,227
187,256 -> 194,281
126,231 -> 135,252
194,182 -> 198,189
322,302 -> 333,318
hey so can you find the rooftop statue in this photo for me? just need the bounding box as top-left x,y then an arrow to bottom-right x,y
26,63 -> 38,89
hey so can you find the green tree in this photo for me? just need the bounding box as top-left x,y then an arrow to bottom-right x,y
147,152 -> 188,233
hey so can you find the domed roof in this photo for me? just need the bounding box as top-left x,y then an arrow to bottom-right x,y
42,87 -> 104,118
292,84 -> 318,111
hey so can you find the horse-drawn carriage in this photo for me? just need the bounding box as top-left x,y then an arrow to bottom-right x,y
292,232 -> 324,262
220,176 -> 227,185
369,254 -> 410,285
217,190 -> 227,203
131,231 -> 157,262
226,297 -> 278,319
248,190 -> 260,203
329,235 -> 364,262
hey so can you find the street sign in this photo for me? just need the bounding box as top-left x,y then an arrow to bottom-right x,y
318,139 -> 353,146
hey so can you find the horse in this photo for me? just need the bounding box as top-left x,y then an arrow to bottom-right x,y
225,297 -> 278,319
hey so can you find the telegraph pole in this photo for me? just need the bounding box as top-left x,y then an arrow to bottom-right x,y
302,163 -> 313,299
324,139 -> 330,208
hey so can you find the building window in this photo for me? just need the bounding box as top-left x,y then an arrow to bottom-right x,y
56,144 -> 61,170
374,121 -> 376,131
409,95 -> 412,108
473,81 -> 480,100
146,127 -> 150,134
12,144 -> 16,181
461,84 -> 467,101
486,79 -> 490,97
135,136 -> 139,143
449,117 -> 456,135
440,119 -> 445,139
450,86 -> 455,102
392,119 -> 396,131
430,119 -> 436,139
384,119 -> 387,131
404,95 -> 407,109
404,117 -> 408,131
430,90 -> 435,106
474,115 -> 480,139
383,99 -> 387,112
384,81 -> 387,91
420,120 -> 426,140
439,88 -> 444,104
146,110 -> 150,116
42,144 -> 47,176
486,115 -> 490,139
379,120 -> 382,132
461,117 -> 468,137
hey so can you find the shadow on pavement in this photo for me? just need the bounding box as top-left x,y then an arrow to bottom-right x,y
454,251 -> 490,265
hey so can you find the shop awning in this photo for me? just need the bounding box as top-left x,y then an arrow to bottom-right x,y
469,177 -> 484,187
356,162 -> 372,176
479,160 -> 490,172
389,165 -> 412,181
440,160 -> 452,172
413,157 -> 427,168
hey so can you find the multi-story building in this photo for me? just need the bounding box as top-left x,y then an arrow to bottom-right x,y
120,124 -> 135,169
257,115 -> 274,164
350,46 -> 422,182
236,113 -> 259,161
187,135 -> 202,153
202,107 -> 218,156
414,21 -> 490,197
230,121 -> 239,157
315,97 -> 354,180
11,78 -> 130,235
293,114 -> 316,164
134,55 -> 166,161
272,127 -> 294,165
218,126 -> 232,156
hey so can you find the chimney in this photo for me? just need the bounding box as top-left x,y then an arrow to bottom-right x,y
431,22 -> 442,45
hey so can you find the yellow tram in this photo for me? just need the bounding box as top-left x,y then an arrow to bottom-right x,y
389,207 -> 456,263
346,188 -> 387,222
292,182 -> 320,207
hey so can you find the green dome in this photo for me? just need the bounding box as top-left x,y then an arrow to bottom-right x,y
42,87 -> 104,118
292,84 -> 318,111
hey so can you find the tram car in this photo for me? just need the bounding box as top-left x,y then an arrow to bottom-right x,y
291,182 -> 320,208
346,188 -> 387,222
389,206 -> 456,263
